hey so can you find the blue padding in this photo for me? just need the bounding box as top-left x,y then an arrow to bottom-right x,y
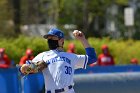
75,65 -> 140,74
0,68 -> 19,93
23,72 -> 44,93
0,66 -> 140,93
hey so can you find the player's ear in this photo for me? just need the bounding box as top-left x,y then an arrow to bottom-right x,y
59,38 -> 64,42
59,38 -> 64,46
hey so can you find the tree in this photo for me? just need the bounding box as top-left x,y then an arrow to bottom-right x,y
12,0 -> 21,34
56,0 -> 128,38
0,0 -> 15,37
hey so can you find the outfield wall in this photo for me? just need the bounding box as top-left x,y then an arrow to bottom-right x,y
74,72 -> 140,93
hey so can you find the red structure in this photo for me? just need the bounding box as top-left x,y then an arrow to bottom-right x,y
0,48 -> 11,68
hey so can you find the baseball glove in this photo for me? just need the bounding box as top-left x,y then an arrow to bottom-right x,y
21,60 -> 48,75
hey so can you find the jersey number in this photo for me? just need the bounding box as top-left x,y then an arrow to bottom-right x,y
65,66 -> 72,75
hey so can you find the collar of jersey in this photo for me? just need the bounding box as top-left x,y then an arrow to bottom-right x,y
54,49 -> 64,52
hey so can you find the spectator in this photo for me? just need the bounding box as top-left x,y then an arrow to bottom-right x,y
97,45 -> 115,66
19,48 -> 34,66
67,43 -> 76,53
0,48 -> 11,68
130,58 -> 138,65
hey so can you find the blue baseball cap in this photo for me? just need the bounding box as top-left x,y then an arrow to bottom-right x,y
43,28 -> 64,39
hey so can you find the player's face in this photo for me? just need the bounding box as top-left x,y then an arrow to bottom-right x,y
0,52 -> 4,58
47,35 -> 64,47
103,48 -> 109,55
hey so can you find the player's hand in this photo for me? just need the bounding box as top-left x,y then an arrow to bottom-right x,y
73,30 -> 85,41
73,30 -> 91,48
36,61 -> 48,71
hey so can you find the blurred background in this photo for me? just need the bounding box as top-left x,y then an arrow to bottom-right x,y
1,0 -> 140,93
1,0 -> 140,39
0,0 -> 140,65
0,0 -> 140,64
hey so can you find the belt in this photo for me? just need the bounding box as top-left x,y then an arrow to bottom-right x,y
47,85 -> 73,93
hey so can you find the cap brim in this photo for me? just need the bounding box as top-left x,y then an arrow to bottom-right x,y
43,35 -> 48,39
43,34 -> 59,39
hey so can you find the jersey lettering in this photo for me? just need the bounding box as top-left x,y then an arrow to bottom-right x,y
46,56 -> 71,65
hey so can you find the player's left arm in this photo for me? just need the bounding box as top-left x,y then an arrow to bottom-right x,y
73,30 -> 97,65
20,52 -> 48,75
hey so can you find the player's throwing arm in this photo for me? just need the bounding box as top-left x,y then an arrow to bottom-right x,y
73,30 -> 97,65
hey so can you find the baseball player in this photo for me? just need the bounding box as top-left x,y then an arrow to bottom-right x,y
20,28 -> 97,93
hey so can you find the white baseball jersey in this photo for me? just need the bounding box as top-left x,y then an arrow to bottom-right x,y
32,49 -> 88,93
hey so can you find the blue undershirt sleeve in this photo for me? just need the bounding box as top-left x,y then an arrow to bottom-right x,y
17,66 -> 25,76
85,47 -> 97,65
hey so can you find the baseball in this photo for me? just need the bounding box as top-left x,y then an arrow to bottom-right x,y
73,30 -> 78,34
73,30 -> 82,37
